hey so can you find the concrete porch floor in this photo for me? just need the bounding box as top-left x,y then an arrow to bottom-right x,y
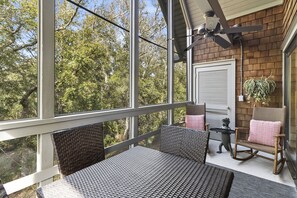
206,139 -> 295,187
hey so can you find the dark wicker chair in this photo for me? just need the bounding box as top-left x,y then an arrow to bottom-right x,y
160,125 -> 210,164
186,103 -> 209,130
234,106 -> 286,174
52,123 -> 105,176
0,180 -> 8,198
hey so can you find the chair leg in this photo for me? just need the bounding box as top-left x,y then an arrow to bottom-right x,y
233,143 -> 237,159
279,150 -> 285,172
273,150 -> 278,174
273,137 -> 285,175
207,145 -> 210,153
274,150 -> 285,175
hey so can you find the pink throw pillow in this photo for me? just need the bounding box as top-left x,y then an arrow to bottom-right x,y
248,119 -> 282,146
185,115 -> 205,131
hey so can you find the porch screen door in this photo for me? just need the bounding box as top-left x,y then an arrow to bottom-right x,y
284,34 -> 297,180
193,60 -> 235,140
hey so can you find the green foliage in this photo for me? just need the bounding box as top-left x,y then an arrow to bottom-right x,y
0,136 -> 37,183
0,0 -> 38,120
243,75 -> 276,105
174,62 -> 187,102
138,111 -> 167,135
55,0 -> 130,113
0,0 -> 38,183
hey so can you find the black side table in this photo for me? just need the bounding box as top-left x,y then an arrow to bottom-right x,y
210,128 -> 235,157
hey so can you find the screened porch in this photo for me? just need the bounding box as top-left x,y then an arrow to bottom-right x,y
0,0 -> 297,197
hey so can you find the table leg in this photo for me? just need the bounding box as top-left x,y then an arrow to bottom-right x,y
217,143 -> 223,154
221,133 -> 231,151
217,133 -> 234,157
228,143 -> 233,157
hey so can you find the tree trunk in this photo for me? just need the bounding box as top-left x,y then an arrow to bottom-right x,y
20,86 -> 37,118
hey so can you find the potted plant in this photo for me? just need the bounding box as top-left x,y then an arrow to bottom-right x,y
243,75 -> 276,106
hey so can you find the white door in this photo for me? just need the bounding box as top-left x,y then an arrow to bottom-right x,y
193,59 -> 235,140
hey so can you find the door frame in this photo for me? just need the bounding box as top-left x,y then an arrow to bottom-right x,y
192,59 -> 236,129
284,34 -> 297,184
282,13 -> 297,185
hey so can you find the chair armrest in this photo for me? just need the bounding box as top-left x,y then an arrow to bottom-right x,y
205,123 -> 210,131
235,127 -> 249,134
235,127 -> 249,131
274,134 -> 285,138
274,134 -> 286,148
173,121 -> 185,127
235,127 -> 249,142
0,184 -> 8,198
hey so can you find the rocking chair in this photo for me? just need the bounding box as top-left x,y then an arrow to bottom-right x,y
185,103 -> 209,131
233,106 -> 286,174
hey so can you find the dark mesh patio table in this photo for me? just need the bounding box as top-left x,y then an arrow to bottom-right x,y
37,146 -> 234,198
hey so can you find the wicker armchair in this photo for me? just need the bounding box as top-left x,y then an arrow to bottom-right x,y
0,181 -> 8,198
185,103 -> 209,131
160,125 -> 210,163
234,107 -> 286,174
52,123 -> 105,176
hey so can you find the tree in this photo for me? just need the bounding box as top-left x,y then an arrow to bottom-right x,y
0,0 -> 38,120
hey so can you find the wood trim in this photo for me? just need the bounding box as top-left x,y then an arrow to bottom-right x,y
3,166 -> 59,195
105,129 -> 160,154
225,0 -> 283,20
0,102 -> 189,141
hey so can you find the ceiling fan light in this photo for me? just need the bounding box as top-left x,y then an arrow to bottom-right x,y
205,17 -> 220,31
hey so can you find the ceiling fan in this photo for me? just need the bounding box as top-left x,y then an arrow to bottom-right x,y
184,0 -> 263,51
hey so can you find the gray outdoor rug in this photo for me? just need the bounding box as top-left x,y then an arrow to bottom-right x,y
208,163 -> 297,198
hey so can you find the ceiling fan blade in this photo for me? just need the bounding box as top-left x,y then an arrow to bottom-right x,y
207,0 -> 228,31
213,35 -> 231,49
224,25 -> 263,33
207,0 -> 233,42
183,36 -> 203,52
174,34 -> 200,39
